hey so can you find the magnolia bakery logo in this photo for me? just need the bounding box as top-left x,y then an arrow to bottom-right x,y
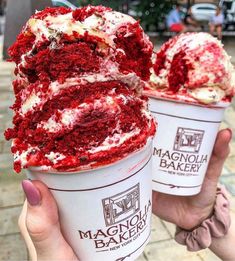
102,184 -> 140,226
153,127 -> 208,174
77,183 -> 151,251
174,127 -> 204,153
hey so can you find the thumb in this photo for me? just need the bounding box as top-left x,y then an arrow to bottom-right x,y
205,128 -> 232,184
21,180 -> 78,261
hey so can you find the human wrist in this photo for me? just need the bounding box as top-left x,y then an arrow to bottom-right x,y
174,186 -> 231,251
209,212 -> 235,260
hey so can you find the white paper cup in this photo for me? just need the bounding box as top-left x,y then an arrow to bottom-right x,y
27,139 -> 153,261
148,97 -> 227,196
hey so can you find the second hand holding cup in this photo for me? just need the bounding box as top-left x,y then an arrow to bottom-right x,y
145,32 -> 235,196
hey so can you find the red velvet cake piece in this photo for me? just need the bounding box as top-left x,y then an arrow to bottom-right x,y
5,5 -> 156,172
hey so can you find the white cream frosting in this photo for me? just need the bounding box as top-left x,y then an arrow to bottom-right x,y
21,92 -> 41,114
88,127 -> 140,154
45,152 -> 66,164
13,141 -> 66,167
26,10 -> 136,48
14,149 -> 29,167
188,86 -> 226,104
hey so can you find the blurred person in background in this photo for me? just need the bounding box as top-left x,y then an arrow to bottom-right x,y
166,3 -> 186,33
80,0 -> 88,7
0,0 -> 6,34
184,7 -> 201,32
0,0 -> 6,16
209,6 -> 224,40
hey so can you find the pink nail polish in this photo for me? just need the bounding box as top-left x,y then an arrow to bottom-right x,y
22,180 -> 41,206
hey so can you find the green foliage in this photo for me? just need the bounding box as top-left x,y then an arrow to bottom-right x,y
134,0 -> 177,31
76,0 -> 178,31
77,0 -> 127,11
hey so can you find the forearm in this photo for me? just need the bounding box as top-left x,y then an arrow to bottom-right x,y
209,212 -> 235,261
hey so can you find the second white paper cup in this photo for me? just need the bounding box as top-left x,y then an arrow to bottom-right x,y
27,139 -> 153,261
148,97 -> 226,196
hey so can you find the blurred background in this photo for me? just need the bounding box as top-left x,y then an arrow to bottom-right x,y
0,0 -> 235,260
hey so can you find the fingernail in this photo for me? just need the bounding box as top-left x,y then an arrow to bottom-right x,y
226,128 -> 233,141
22,180 -> 41,206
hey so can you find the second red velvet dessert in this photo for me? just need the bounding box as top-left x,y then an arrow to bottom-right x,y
145,32 -> 235,196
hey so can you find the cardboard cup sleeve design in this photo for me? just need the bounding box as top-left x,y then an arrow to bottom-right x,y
149,98 -> 227,196
27,139 -> 153,261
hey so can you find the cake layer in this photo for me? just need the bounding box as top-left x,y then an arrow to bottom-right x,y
6,81 -> 155,172
9,6 -> 153,85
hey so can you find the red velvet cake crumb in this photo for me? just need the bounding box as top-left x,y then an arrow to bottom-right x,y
13,162 -> 22,173
33,7 -> 71,20
20,41 -> 102,83
168,51 -> 193,93
114,22 -> 152,81
8,32 -> 35,64
153,36 -> 178,76
12,79 -> 28,95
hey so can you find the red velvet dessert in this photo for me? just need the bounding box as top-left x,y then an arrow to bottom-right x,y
5,6 -> 156,173
146,33 -> 235,105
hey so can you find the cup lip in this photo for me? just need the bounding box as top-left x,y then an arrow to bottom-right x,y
144,90 -> 230,109
28,137 -> 153,175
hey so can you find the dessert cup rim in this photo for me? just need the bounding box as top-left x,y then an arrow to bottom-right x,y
27,137 -> 153,175
145,92 -> 230,109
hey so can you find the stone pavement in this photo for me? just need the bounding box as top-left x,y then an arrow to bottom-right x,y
0,52 -> 235,260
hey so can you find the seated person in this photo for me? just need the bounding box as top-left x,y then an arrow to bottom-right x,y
209,7 -> 224,40
167,3 -> 186,33
184,7 -> 201,32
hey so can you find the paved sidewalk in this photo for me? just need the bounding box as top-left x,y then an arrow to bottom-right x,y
0,55 -> 235,260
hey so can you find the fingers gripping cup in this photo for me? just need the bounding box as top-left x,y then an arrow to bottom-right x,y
145,33 -> 235,196
4,6 -> 156,260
